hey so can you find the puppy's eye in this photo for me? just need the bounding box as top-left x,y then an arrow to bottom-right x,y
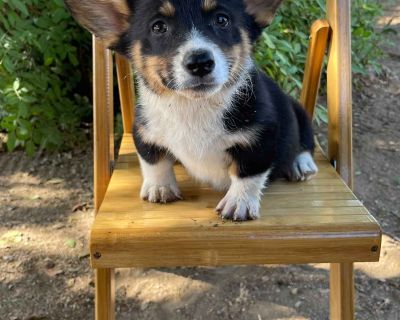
215,14 -> 230,28
152,21 -> 168,34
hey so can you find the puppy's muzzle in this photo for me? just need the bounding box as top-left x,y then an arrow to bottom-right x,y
184,50 -> 215,77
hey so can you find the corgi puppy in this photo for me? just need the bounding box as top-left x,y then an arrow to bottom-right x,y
66,0 -> 318,220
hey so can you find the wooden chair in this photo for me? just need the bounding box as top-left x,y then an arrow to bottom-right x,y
90,1 -> 381,319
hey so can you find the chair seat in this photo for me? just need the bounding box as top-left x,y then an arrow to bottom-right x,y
90,135 -> 381,268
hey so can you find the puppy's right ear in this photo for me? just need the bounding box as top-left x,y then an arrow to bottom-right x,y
65,0 -> 131,47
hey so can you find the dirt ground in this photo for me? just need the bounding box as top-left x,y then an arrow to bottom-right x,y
1,3 -> 399,320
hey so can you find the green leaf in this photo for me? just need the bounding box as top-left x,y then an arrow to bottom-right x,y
6,131 -> 17,151
65,239 -> 77,249
44,56 -> 54,66
2,56 -> 15,73
68,52 -> 79,66
316,105 -> 328,124
263,33 -> 276,49
12,0 -> 29,16
26,140 -> 36,157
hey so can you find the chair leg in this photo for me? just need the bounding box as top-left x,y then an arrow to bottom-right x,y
330,263 -> 354,320
95,268 -> 115,320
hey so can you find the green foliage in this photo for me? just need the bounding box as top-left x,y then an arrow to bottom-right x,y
255,0 -> 387,123
0,0 -> 91,155
0,0 -> 388,154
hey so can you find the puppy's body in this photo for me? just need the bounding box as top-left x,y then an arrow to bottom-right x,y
135,77 -> 253,190
66,0 -> 319,220
135,69 -> 314,187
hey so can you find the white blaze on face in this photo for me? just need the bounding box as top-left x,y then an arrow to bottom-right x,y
173,28 -> 229,93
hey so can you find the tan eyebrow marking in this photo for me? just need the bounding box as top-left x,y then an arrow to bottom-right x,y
202,0 -> 217,12
159,1 -> 176,17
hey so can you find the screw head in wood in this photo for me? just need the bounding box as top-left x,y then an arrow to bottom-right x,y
93,252 -> 102,259
371,245 -> 379,252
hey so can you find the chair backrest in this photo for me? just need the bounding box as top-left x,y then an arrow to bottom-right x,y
326,0 -> 353,189
92,36 -> 114,212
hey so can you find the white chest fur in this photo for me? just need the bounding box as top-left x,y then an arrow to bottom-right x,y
137,85 -> 256,189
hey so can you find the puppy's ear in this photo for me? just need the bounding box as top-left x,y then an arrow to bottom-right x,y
244,0 -> 284,27
65,0 -> 131,47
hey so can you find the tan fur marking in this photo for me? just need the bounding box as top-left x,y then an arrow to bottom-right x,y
132,42 -> 144,75
229,162 -> 239,177
202,0 -> 217,11
144,56 -> 169,95
225,29 -> 252,88
132,42 -> 174,96
159,1 -> 176,17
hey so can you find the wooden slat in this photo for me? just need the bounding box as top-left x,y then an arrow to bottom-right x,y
90,136 -> 381,268
116,54 -> 135,134
91,235 -> 380,269
94,215 -> 375,232
330,263 -> 354,320
327,0 -> 354,188
300,19 -> 331,119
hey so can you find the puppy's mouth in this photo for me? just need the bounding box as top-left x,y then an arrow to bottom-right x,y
185,82 -> 218,91
177,80 -> 223,99
178,77 -> 222,92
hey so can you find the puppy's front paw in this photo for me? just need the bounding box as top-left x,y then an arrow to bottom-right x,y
290,151 -> 318,181
140,182 -> 182,204
216,194 -> 260,221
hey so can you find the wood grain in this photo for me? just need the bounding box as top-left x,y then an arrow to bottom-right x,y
90,136 -> 381,268
330,263 -> 354,320
93,37 -> 113,212
327,0 -> 354,189
95,269 -> 115,320
116,54 -> 135,134
300,19 -> 331,119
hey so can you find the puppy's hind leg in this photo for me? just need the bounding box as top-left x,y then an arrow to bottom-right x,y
290,151 -> 318,182
290,101 -> 318,181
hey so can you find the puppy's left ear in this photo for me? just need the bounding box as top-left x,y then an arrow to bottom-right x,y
244,0 -> 284,27
65,0 -> 131,47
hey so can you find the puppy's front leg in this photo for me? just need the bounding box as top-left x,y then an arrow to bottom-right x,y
217,138 -> 275,220
139,156 -> 182,203
134,123 -> 181,203
216,170 -> 270,221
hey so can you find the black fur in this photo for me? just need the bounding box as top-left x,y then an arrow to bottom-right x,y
225,70 -> 314,180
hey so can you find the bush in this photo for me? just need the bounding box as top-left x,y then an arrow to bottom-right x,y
0,0 -> 91,155
0,0 -> 387,154
255,0 -> 387,123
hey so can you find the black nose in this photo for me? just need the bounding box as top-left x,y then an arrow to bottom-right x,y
184,50 -> 215,77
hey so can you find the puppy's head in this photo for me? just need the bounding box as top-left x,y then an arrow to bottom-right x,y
66,0 -> 283,99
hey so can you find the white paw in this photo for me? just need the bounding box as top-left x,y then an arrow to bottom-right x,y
140,182 -> 182,204
291,151 -> 318,181
216,194 -> 260,221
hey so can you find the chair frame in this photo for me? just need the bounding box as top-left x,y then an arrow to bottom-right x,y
91,0 -> 356,319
